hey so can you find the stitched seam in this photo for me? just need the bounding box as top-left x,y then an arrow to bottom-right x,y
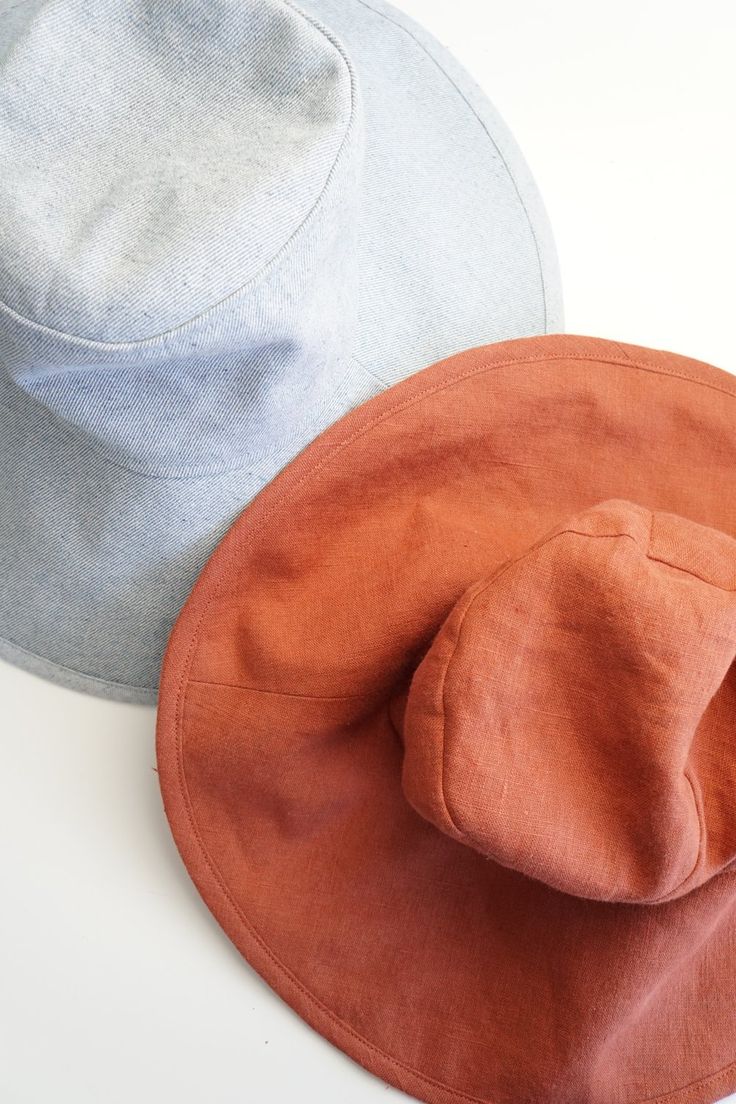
137,348 -> 736,478
434,527 -> 626,843
611,339 -> 636,362
3,356 -> 378,481
7,350 -> 736,481
0,0 -> 357,348
643,513 -> 715,903
437,593 -> 477,839
351,353 -> 388,387
174,604 -> 736,1104
652,769 -> 706,903
436,556 -> 538,840
188,678 -> 366,701
173,656 -> 489,1100
636,1059 -> 736,1104
169,350 -> 736,1104
0,628 -> 150,693
353,0 -> 551,331
558,524 -> 736,592
643,513 -> 727,904
646,552 -> 736,592
439,518 -> 714,901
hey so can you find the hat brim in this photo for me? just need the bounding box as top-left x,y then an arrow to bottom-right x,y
157,334 -> 736,1104
299,0 -> 563,383
0,0 -> 560,701
0,361 -> 379,704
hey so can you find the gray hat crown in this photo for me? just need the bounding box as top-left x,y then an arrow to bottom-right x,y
0,0 -> 360,473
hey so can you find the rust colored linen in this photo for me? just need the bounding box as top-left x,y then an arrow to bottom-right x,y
157,334 -> 736,1104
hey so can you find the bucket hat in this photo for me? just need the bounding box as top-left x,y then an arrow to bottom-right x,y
158,334 -> 736,1104
0,0 -> 561,703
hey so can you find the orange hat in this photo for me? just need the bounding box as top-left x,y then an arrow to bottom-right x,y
157,334 -> 736,1104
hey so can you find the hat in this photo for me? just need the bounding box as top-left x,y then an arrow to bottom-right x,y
0,0 -> 561,703
157,334 -> 736,1104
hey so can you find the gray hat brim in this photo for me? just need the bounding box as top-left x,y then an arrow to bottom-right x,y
0,0 -> 562,703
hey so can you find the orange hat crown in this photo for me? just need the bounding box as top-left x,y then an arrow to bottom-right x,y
403,500 -> 736,904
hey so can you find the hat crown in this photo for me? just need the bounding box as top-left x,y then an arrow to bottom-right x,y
0,0 -> 351,342
403,500 -> 736,904
0,0 -> 361,473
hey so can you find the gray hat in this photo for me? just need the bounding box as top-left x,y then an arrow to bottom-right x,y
0,0 -> 562,704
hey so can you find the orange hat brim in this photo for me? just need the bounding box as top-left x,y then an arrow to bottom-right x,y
157,334 -> 736,1104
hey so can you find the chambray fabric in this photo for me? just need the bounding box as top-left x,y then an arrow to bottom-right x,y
0,0 -> 563,702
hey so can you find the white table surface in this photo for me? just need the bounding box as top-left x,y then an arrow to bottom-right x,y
2,2 -> 735,1102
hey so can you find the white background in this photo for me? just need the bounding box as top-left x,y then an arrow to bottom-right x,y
2,2 -> 736,1102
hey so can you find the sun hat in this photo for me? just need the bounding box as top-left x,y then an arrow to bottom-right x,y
157,333 -> 736,1104
0,0 -> 561,704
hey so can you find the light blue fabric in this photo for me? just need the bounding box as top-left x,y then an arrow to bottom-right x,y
0,0 -> 563,702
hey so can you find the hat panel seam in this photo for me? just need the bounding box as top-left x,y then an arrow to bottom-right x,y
437,563 -> 525,846
172,695 -> 490,1103
177,328 -> 736,680
544,528 -> 736,593
0,626 -> 151,695
645,551 -> 736,593
645,507 -> 707,905
7,348 -> 735,482
174,673 -> 736,1104
435,526 -> 646,857
166,342 -> 736,1103
0,0 -> 358,348
187,678 -> 366,701
215,515 -> 710,901
0,355 -> 378,479
352,0 -> 550,332
441,521 -> 710,902
637,1059 -> 736,1104
652,769 -> 705,904
435,586 -> 480,843
174,626 -> 736,1104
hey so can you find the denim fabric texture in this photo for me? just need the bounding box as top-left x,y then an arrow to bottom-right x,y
0,0 -> 563,702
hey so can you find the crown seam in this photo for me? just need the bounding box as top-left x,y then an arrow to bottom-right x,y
0,0 -> 358,349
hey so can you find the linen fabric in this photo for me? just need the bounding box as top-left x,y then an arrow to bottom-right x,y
158,334 -> 736,1104
0,0 -> 561,703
